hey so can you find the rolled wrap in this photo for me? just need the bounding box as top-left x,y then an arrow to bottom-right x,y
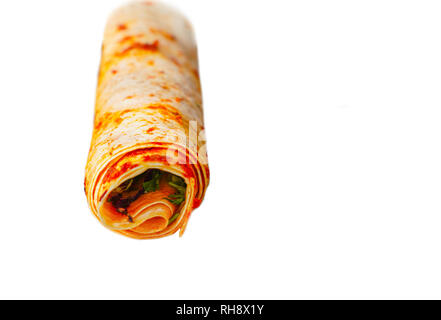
85,1 -> 209,239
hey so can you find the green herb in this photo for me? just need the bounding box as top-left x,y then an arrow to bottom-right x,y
165,193 -> 186,205
170,175 -> 186,188
165,175 -> 187,206
168,213 -> 180,225
142,169 -> 162,193
168,182 -> 186,193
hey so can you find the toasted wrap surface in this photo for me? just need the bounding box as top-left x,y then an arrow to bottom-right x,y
85,1 -> 209,239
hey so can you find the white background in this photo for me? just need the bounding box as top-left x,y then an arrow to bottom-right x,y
0,0 -> 441,299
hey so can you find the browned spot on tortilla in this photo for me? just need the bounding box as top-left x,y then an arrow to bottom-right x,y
150,27 -> 176,41
95,120 -> 104,131
170,57 -> 181,67
114,109 -> 133,124
117,24 -> 127,31
117,40 -> 159,56
192,69 -> 200,79
147,104 -> 183,124
119,35 -> 134,44
147,104 -> 170,112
